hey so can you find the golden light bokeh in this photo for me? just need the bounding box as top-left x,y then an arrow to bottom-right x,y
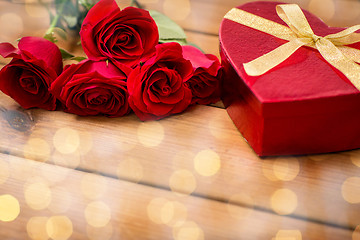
78,130 -> 94,155
46,216 -> 73,240
85,201 -> 112,228
262,157 -> 300,181
53,127 -> 80,154
147,198 -> 169,224
81,173 -> 108,200
86,223 -> 113,240
24,182 -> 52,210
341,177 -> 360,204
0,159 -> 10,184
48,187 -> 72,214
137,121 -> 164,147
52,150 -> 81,169
161,201 -> 188,227
147,198 -> 188,227
117,157 -> 144,183
163,0 -> 191,21
275,230 -> 302,240
41,164 -> 70,183
308,0 -> 335,22
27,217 -> 49,240
25,0 -> 48,18
271,188 -> 298,215
169,169 -> 197,195
0,194 -> 20,222
23,137 -> 51,162
0,13 -> 23,42
227,193 -> 254,219
172,221 -> 204,240
194,149 -> 221,177
273,157 -> 300,181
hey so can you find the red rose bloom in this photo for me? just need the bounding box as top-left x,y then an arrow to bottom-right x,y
80,0 -> 159,67
0,37 -> 62,110
128,42 -> 193,121
182,45 -> 222,105
50,60 -> 132,117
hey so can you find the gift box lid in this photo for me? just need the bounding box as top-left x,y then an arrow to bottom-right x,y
219,1 -> 360,118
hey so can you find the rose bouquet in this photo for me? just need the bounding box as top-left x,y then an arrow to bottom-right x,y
0,0 -> 222,121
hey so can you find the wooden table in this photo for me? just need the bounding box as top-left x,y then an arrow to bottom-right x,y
1,0 -> 360,239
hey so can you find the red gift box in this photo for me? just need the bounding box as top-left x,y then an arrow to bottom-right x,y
219,1 -> 360,156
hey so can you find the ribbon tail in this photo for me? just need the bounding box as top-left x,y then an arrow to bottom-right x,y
338,46 -> 360,64
244,39 -> 308,76
317,39 -> 360,91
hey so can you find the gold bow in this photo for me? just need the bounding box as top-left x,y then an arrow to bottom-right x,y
224,4 -> 360,90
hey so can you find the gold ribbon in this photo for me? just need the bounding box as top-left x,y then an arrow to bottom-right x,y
224,4 -> 360,90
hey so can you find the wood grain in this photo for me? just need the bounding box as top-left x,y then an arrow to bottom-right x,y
1,92 -> 360,230
0,153 -> 355,240
1,0 -> 360,239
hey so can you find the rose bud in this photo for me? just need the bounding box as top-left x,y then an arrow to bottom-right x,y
80,0 -> 159,67
0,36 -> 62,110
50,59 -> 132,117
182,45 -> 222,105
127,42 -> 193,121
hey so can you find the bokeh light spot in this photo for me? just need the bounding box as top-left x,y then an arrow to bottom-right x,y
48,187 -> 72,214
25,0 -> 48,18
27,217 -> 49,240
194,149 -> 221,177
24,182 -> 52,210
147,198 -> 169,224
117,158 -> 143,183
308,0 -> 335,22
81,173 -> 108,200
0,13 -> 23,41
86,223 -> 113,240
273,157 -> 300,181
52,150 -> 81,169
53,128 -> 80,154
342,177 -> 360,204
85,201 -> 112,228
173,221 -> 204,240
137,121 -> 164,147
161,201 -> 188,227
163,0 -> 191,21
24,138 -> 51,162
275,230 -> 302,240
0,194 -> 20,222
271,188 -> 298,215
169,169 -> 197,195
46,216 -> 73,240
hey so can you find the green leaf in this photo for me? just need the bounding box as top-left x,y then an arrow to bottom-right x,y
43,32 -> 58,43
159,39 -> 188,45
60,48 -> 74,59
149,10 -> 187,42
70,56 -> 87,62
53,27 -> 68,40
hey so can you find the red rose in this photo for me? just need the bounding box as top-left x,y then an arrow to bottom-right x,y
0,37 -> 62,110
80,0 -> 159,67
128,42 -> 193,121
182,45 -> 222,105
50,60 -> 132,117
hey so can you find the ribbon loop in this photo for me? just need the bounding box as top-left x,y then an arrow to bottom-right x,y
224,4 -> 360,90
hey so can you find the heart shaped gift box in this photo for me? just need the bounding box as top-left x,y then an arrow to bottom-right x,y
219,1 -> 360,156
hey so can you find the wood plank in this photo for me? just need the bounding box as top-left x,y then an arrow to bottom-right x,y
1,93 -> 360,230
0,153 -> 354,239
